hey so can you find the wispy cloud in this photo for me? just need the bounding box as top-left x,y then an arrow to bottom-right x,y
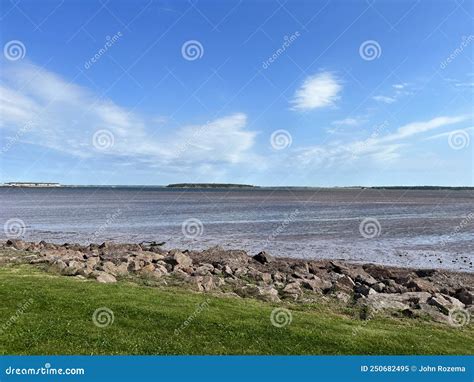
0,62 -> 260,170
424,126 -> 474,141
372,95 -> 396,104
293,115 -> 469,168
291,72 -> 342,111
331,117 -> 365,126
373,82 -> 413,104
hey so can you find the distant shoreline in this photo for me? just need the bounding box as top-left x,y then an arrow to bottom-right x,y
1,184 -> 473,190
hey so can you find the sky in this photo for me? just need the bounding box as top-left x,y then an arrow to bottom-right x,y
0,0 -> 473,186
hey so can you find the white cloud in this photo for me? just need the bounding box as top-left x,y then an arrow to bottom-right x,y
291,72 -> 342,111
425,126 -> 474,141
392,83 -> 408,89
373,82 -> 413,104
372,95 -> 396,104
332,117 -> 365,126
0,62 -> 259,169
293,115 -> 469,168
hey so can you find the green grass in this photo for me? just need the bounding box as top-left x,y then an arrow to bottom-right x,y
0,265 -> 472,355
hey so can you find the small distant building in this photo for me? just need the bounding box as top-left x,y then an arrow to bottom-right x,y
4,182 -> 61,188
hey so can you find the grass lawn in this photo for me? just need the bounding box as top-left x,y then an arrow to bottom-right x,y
0,265 -> 472,355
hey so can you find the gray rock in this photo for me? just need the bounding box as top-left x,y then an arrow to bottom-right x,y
236,284 -> 280,302
372,282 -> 386,293
405,278 -> 439,293
253,251 -> 272,264
335,291 -> 351,303
282,282 -> 302,300
194,263 -> 214,276
427,294 -> 464,315
61,260 -> 83,276
365,292 -> 431,312
127,259 -> 142,272
257,272 -> 272,284
355,272 -> 378,286
96,272 -> 117,283
454,288 -> 473,306
354,284 -> 377,297
333,275 -> 355,293
170,252 -> 193,269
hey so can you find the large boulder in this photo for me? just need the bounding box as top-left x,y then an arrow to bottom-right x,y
194,263 -> 214,276
236,284 -> 280,302
169,252 -> 193,269
354,284 -> 377,297
6,239 -> 28,250
332,275 -> 355,293
454,288 -> 473,306
96,272 -> 117,283
405,278 -> 439,293
427,294 -> 464,315
364,292 -> 431,312
60,260 -> 83,276
253,251 -> 272,264
363,264 -> 394,280
282,282 -> 302,300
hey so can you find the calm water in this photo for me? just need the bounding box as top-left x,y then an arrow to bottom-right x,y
0,187 -> 473,272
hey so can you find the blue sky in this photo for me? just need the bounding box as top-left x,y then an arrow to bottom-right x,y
0,0 -> 473,186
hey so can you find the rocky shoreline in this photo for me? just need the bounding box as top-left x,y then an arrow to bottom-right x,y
1,239 -> 472,325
